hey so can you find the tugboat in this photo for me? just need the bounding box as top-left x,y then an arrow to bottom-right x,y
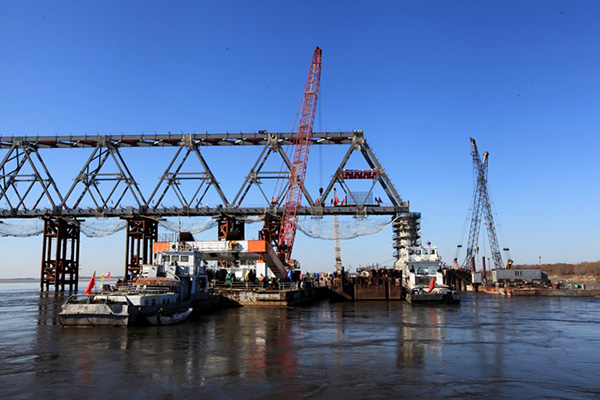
59,246 -> 219,327
396,242 -> 460,304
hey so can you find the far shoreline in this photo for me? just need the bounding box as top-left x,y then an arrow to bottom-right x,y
0,277 -> 122,283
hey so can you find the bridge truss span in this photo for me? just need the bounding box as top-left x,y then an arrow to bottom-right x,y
0,131 -> 409,218
0,130 -> 423,291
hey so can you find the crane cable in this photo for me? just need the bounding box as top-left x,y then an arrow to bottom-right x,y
454,153 -> 479,261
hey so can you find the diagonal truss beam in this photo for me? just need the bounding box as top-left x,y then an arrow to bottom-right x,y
319,131 -> 405,214
62,143 -> 146,210
147,140 -> 229,209
0,141 -> 64,211
232,133 -> 315,209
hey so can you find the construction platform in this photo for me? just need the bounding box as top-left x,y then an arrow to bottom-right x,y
213,268 -> 408,307
213,284 -> 329,307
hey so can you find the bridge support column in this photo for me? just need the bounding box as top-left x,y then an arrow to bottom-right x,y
393,212 -> 421,260
40,218 -> 80,292
217,215 -> 245,241
124,217 -> 158,282
216,215 -> 245,269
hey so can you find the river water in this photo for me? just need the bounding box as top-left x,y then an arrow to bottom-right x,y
0,282 -> 599,399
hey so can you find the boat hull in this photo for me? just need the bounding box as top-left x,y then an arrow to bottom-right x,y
406,291 -> 460,304
59,302 -> 141,327
145,308 -> 193,326
59,291 -> 223,327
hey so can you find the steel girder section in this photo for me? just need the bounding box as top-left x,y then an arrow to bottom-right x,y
147,142 -> 229,210
319,140 -> 355,208
0,204 -> 401,218
359,140 -> 404,208
0,132 -> 355,149
62,143 -> 146,210
319,131 -> 407,215
335,170 -> 379,210
40,218 -> 80,292
232,145 -> 280,207
124,217 -> 158,281
0,142 -> 64,213
231,136 -> 315,209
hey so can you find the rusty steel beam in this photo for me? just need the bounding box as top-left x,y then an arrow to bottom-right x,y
40,217 -> 80,292
124,217 -> 158,282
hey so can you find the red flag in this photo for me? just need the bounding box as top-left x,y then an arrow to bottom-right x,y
428,277 -> 435,293
83,272 -> 96,295
107,271 -> 111,282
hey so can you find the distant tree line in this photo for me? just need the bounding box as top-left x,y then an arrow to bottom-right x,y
515,261 -> 600,276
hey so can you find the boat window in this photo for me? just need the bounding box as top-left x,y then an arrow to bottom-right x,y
415,250 -> 421,255
431,249 -> 435,255
423,249 -> 429,255
180,256 -> 189,262
163,255 -> 170,262
171,256 -> 179,262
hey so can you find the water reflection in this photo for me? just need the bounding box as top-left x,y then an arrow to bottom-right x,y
37,291 -> 66,326
0,283 -> 594,399
397,305 -> 446,367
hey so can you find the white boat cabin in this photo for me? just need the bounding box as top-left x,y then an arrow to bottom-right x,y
396,244 -> 445,290
140,249 -> 209,298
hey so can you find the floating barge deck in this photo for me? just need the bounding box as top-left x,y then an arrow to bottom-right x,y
213,284 -> 329,307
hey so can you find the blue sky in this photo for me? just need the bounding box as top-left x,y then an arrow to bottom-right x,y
0,1 -> 598,278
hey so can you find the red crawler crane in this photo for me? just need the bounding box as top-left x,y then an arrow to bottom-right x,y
277,47 -> 322,264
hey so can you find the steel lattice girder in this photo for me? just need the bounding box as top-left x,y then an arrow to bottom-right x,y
0,131 -> 409,218
0,131 -> 356,149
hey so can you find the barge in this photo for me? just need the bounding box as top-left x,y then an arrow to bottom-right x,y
59,247 -> 220,327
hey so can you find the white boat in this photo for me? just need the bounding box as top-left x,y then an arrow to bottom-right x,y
59,247 -> 220,327
396,243 -> 460,304
145,307 -> 193,326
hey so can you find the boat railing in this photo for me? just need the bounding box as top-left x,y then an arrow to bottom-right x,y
114,282 -> 173,294
64,293 -> 131,305
123,286 -> 172,295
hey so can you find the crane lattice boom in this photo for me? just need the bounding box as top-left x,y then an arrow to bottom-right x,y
463,138 -> 504,270
278,47 -> 322,263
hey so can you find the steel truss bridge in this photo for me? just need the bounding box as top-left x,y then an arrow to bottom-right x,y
0,130 -> 421,290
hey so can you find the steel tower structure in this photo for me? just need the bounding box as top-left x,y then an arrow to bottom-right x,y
463,138 -> 503,270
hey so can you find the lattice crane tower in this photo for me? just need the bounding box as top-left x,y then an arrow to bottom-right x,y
278,47 -> 322,263
463,138 -> 504,269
